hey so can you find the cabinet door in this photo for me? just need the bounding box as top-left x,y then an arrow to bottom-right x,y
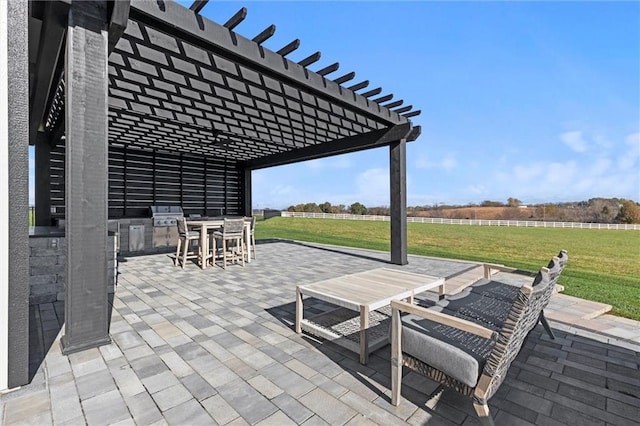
167,226 -> 179,247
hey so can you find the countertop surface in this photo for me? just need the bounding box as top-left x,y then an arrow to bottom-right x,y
29,226 -> 116,237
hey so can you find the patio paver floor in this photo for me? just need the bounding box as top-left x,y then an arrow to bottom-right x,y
2,240 -> 639,425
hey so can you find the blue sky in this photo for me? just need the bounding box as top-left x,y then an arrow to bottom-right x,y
30,1 -> 640,209
207,1 -> 639,209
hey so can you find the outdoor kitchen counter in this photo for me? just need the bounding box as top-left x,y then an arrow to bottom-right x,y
29,226 -> 117,237
28,227 -> 117,305
29,226 -> 65,238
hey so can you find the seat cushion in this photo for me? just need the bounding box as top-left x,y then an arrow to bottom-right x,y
435,290 -> 512,331
401,314 -> 495,387
180,231 -> 200,239
470,279 -> 520,303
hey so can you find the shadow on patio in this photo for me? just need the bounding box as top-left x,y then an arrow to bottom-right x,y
4,240 -> 639,425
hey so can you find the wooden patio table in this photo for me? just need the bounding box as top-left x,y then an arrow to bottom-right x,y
296,268 -> 445,364
186,217 -> 252,269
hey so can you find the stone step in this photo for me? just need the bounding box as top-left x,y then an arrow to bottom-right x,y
545,293 -> 612,324
440,266 -> 609,327
443,265 -> 485,295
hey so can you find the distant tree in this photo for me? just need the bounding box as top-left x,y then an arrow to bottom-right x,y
481,200 -> 504,207
507,197 -> 522,207
350,202 -> 367,215
302,202 -> 321,213
319,201 -> 333,213
368,207 -> 390,216
594,205 -> 613,223
330,204 -> 346,214
615,201 -> 640,224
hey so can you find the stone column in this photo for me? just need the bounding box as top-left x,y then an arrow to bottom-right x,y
61,1 -> 111,354
0,0 -> 29,390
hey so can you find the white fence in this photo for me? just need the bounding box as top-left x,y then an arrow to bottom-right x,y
278,211 -> 640,230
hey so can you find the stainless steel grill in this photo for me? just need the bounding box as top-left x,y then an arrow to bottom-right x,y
149,205 -> 183,227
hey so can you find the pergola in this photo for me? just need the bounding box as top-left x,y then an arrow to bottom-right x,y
2,0 -> 421,390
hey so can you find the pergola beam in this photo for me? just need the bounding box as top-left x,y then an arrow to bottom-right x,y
128,1 -> 409,126
372,93 -> 393,104
223,7 -> 246,31
402,110 -> 421,118
29,1 -> 68,144
252,24 -> 275,45
347,80 -> 369,91
333,71 -> 355,84
277,39 -> 300,57
243,123 -> 414,170
298,51 -> 321,67
189,0 -> 208,14
393,105 -> 412,114
107,0 -> 130,54
382,99 -> 403,109
316,62 -> 339,76
361,87 -> 382,98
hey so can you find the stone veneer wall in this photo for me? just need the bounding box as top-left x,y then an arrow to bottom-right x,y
29,234 -> 116,305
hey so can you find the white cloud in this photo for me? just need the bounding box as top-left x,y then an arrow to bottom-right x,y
356,168 -> 389,205
415,153 -> 457,170
489,153 -> 638,203
468,184 -> 488,195
560,131 -> 588,153
626,132 -> 640,147
270,184 -> 294,196
618,133 -> 640,171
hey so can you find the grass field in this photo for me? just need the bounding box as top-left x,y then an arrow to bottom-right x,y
256,217 -> 640,320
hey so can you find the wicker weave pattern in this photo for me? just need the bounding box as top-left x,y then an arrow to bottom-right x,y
480,264 -> 557,401
445,296 -> 512,331
395,252 -> 568,422
308,306 -> 392,344
403,355 -> 476,398
430,322 -> 496,358
471,283 -> 520,302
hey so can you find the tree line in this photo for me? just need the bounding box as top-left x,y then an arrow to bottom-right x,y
287,201 -> 368,215
285,198 -> 640,224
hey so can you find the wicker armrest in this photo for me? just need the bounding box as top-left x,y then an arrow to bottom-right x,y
483,263 -> 536,278
390,300 -> 496,340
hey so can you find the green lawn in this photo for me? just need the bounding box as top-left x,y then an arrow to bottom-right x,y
256,217 -> 640,320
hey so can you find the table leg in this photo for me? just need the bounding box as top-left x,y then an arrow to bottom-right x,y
391,305 -> 402,406
245,222 -> 252,263
295,287 -> 303,333
200,224 -> 207,270
359,306 -> 369,364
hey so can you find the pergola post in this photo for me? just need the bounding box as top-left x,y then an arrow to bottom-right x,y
242,168 -> 252,217
35,133 -> 52,226
0,0 -> 29,390
390,139 -> 408,265
61,1 -> 111,354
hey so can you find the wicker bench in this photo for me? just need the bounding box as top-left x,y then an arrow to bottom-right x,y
432,250 -> 568,339
391,253 -> 567,426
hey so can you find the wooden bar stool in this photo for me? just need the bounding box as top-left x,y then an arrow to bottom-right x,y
175,216 -> 200,269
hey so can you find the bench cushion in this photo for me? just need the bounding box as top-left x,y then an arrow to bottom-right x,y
470,278 -> 520,303
434,290 -> 512,331
401,314 -> 495,387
